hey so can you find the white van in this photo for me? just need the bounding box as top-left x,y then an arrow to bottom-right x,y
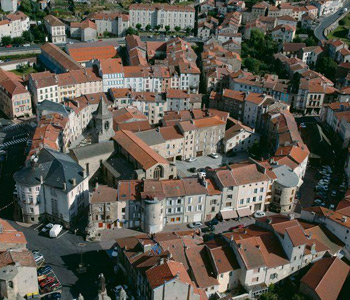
49,224 -> 63,238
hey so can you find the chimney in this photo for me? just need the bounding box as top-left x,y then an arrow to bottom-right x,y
63,182 -> 67,191
266,217 -> 272,224
159,258 -> 165,265
72,178 -> 77,186
40,175 -> 43,184
289,213 -> 295,220
342,216 -> 347,223
311,242 -> 316,252
237,243 -> 242,249
83,169 -> 87,178
256,245 -> 261,250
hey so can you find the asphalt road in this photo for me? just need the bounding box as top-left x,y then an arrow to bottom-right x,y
314,4 -> 350,40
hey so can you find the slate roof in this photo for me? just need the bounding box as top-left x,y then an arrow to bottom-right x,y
70,141 -> 114,161
14,148 -> 86,192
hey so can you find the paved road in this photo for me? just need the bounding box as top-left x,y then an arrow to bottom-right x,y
315,4 -> 350,40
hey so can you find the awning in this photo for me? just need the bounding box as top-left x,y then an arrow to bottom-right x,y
220,209 -> 238,220
237,207 -> 252,218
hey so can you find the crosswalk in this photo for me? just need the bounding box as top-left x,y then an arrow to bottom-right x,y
1,123 -> 25,132
0,137 -> 27,148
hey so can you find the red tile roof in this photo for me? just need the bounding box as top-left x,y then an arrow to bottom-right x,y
300,257 -> 349,300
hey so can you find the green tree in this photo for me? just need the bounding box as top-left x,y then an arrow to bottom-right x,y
305,36 -> 317,46
145,24 -> 151,31
103,30 -> 109,37
19,0 -> 32,15
243,57 -> 261,74
165,25 -> 170,33
22,30 -> 32,42
174,26 -> 181,32
136,23 -> 142,31
185,27 -> 192,35
339,19 -> 346,26
13,37 -> 25,45
125,27 -> 138,36
316,56 -> 337,81
1,36 -> 12,46
32,25 -> 46,42
293,36 -> 303,43
155,25 -> 161,31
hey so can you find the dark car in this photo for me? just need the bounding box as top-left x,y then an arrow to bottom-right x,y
189,167 -> 197,173
44,292 -> 61,300
207,219 -> 219,226
201,225 -> 215,233
38,265 -> 52,276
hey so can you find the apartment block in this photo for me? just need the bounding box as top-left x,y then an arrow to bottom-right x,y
0,69 -> 32,119
129,3 -> 195,31
0,11 -> 29,39
44,15 -> 67,44
13,148 -> 89,227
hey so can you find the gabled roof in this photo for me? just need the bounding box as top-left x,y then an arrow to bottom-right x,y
300,257 -> 349,300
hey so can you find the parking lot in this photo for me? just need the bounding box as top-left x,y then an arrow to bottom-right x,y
10,220 -> 115,300
175,152 -> 249,177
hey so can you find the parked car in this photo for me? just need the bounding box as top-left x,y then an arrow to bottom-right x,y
5,44 -> 12,48
42,281 -> 61,293
38,265 -> 52,276
188,222 -> 202,228
41,223 -> 54,233
207,219 -> 219,226
40,277 -> 56,288
229,224 -> 244,231
189,167 -> 197,173
49,224 -> 63,238
209,153 -> 219,159
331,190 -> 337,197
254,211 -> 266,218
43,292 -> 61,299
300,123 -> 306,128
186,157 -> 197,162
23,43 -> 31,47
329,204 -> 335,210
201,225 -> 215,233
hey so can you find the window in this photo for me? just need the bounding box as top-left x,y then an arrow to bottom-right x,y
197,205 -> 203,211
198,196 -> 203,203
177,199 -> 182,205
254,188 -> 258,193
187,206 -> 192,212
225,202 -> 232,207
188,197 -> 192,204
240,199 -> 244,205
260,187 -> 264,192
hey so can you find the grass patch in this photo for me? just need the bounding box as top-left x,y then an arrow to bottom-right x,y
327,13 -> 350,43
10,66 -> 37,76
0,53 -> 38,60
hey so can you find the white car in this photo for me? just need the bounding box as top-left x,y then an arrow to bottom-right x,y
254,211 -> 266,218
314,199 -> 322,205
209,153 -> 219,159
23,43 -> 30,47
69,41 -> 74,44
186,157 -> 197,162
41,223 -> 53,233
329,204 -> 335,210
188,222 -> 202,228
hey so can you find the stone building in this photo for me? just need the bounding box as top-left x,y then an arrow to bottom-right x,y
13,148 -> 89,228
0,249 -> 38,299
